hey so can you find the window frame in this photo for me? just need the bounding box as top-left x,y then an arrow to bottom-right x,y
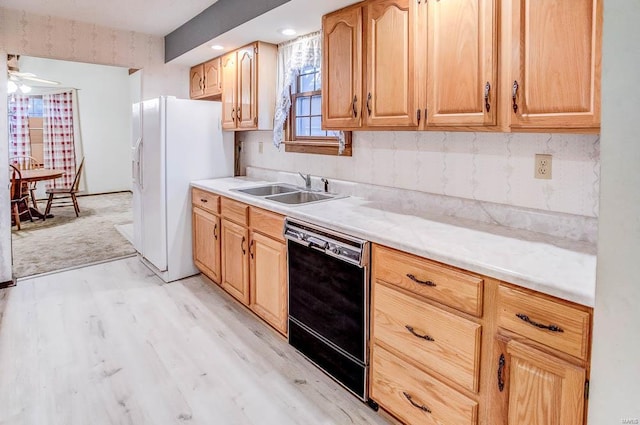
284,67 -> 352,156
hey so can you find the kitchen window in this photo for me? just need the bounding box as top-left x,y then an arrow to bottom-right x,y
285,67 -> 352,156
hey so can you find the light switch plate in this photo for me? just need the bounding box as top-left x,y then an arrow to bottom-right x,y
535,154 -> 552,179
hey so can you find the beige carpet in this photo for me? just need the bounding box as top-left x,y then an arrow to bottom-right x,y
11,192 -> 136,278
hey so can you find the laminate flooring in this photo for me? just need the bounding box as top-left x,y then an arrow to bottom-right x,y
0,257 -> 390,425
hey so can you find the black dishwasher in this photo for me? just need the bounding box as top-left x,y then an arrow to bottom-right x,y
284,218 -> 369,400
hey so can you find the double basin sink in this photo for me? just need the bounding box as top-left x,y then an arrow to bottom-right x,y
233,183 -> 341,205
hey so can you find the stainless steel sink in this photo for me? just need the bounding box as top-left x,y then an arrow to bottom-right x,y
265,191 -> 336,204
235,184 -> 298,196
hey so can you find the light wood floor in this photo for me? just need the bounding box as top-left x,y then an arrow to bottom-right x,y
0,257 -> 390,425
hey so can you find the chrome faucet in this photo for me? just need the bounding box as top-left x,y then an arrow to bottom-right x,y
298,172 -> 312,190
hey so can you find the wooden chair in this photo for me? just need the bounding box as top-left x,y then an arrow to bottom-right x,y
9,155 -> 42,209
44,158 -> 85,217
9,164 -> 34,230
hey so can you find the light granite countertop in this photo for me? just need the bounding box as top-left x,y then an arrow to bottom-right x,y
192,177 -> 597,307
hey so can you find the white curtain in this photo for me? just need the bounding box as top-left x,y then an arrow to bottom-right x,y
273,31 -> 345,153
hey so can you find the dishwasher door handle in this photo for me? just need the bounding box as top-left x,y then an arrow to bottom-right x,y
307,236 -> 329,250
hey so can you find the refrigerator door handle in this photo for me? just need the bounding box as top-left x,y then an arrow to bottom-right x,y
138,139 -> 144,190
132,137 -> 142,184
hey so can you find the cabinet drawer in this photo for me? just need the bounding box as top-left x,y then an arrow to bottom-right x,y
371,344 -> 478,425
498,285 -> 591,360
250,207 -> 284,242
373,244 -> 483,316
192,187 -> 219,214
221,197 -> 249,226
373,282 -> 482,392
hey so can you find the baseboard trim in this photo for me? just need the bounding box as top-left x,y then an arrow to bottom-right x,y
0,277 -> 17,289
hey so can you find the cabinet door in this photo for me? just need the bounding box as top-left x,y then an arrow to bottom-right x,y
364,0 -> 418,127
249,232 -> 287,335
203,57 -> 222,97
322,6 -> 363,129
189,64 -> 205,99
237,44 -> 258,129
221,219 -> 249,305
192,207 -> 221,284
221,52 -> 238,130
505,340 -> 586,425
510,0 -> 601,129
426,0 -> 496,126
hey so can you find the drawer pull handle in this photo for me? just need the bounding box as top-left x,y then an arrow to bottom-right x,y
213,223 -> 218,240
200,198 -> 208,203
403,392 -> 431,413
250,240 -> 255,259
516,313 -> 564,333
405,325 -> 434,342
241,236 -> 246,255
406,274 -> 436,287
497,353 -> 505,392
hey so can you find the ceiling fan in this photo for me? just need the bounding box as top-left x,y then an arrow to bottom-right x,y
7,54 -> 60,93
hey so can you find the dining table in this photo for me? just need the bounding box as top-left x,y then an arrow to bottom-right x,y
17,168 -> 65,219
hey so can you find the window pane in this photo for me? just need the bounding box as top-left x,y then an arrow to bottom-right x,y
311,95 -> 321,115
296,117 -> 311,137
310,116 -> 325,137
299,73 -> 315,93
314,71 -> 322,90
296,96 -> 311,116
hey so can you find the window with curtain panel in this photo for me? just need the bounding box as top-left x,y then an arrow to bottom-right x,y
273,31 -> 351,156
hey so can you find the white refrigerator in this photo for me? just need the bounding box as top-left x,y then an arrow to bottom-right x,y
131,96 -> 234,282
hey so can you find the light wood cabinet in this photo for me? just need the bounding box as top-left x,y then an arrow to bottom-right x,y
508,0 -> 601,130
502,340 -> 586,425
203,57 -> 222,98
322,0 -> 601,131
190,58 -> 222,100
364,0 -> 419,128
221,219 -> 250,305
192,207 -> 221,284
250,232 -> 287,335
189,64 -> 205,99
322,5 -> 363,129
221,42 -> 277,131
424,0 -> 497,126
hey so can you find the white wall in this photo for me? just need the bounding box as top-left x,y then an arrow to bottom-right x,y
241,131 -> 600,217
20,56 -> 132,195
588,1 -> 640,423
0,6 -> 189,282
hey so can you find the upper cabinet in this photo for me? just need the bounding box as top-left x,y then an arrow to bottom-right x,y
508,0 -> 602,130
424,0 -> 497,127
322,5 -> 363,129
203,57 -> 222,98
190,64 -> 205,99
221,42 -> 277,132
322,0 -> 601,132
190,58 -> 222,100
364,0 -> 419,128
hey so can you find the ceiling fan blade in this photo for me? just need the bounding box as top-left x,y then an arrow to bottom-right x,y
20,75 -> 60,85
10,71 -> 36,77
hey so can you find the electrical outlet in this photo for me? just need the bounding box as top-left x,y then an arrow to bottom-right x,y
258,142 -> 263,154
535,154 -> 552,179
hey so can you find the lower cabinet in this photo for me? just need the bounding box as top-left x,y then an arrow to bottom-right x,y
502,340 -> 586,425
370,243 -> 592,425
192,206 -> 221,283
249,231 -> 287,335
221,218 -> 250,305
193,190 -> 287,336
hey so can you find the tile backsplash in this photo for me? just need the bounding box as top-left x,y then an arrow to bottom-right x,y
240,131 -> 600,218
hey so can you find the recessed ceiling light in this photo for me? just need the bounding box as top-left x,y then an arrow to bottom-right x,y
211,45 -> 224,51
280,28 -> 296,36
